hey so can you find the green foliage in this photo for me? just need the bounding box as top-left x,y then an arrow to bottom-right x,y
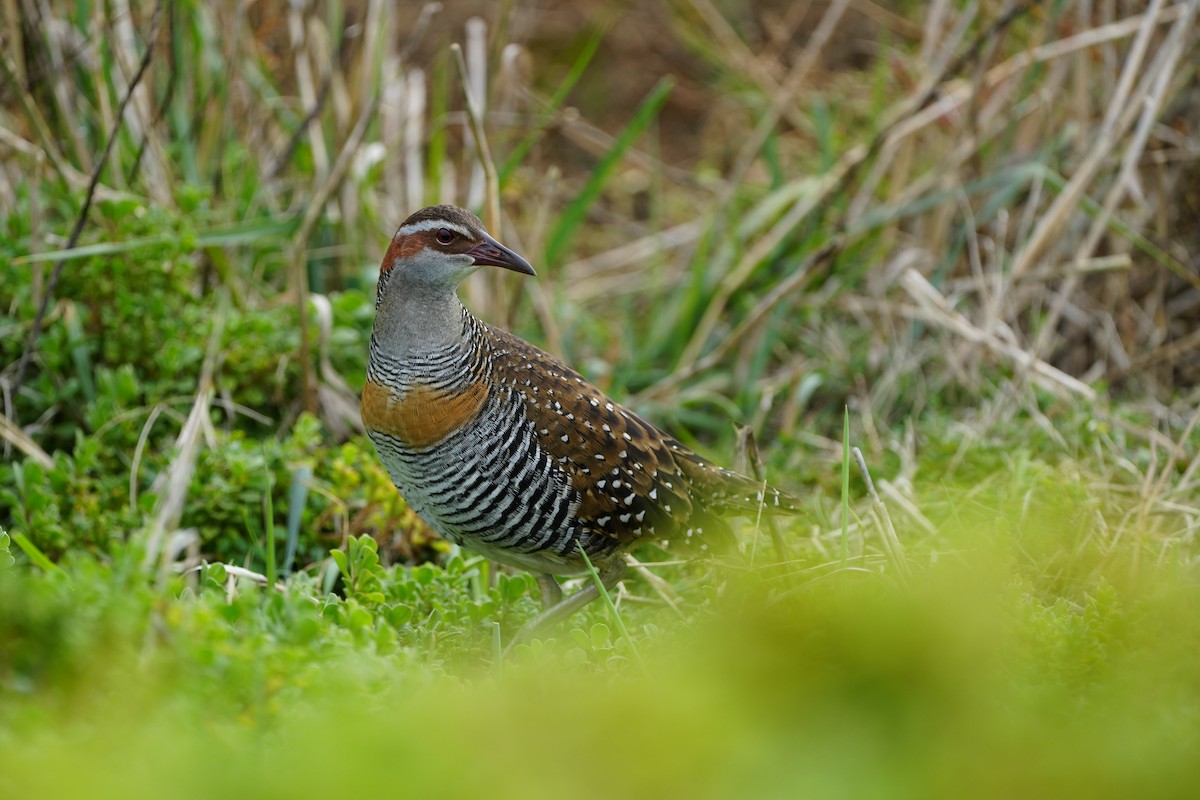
330,534 -> 387,605
0,449 -> 142,558
216,304 -> 302,411
3,479 -> 1200,797
0,549 -> 147,697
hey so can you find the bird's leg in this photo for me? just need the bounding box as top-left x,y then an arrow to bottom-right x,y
506,560 -> 628,652
535,573 -> 563,610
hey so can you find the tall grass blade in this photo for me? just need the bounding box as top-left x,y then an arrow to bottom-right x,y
263,456 -> 276,586
542,76 -> 673,268
284,466 -> 312,578
498,23 -> 608,185
577,546 -> 642,667
841,406 -> 850,565
11,531 -> 66,576
14,218 -> 301,264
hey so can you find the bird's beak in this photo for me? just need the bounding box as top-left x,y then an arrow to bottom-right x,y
466,233 -> 537,276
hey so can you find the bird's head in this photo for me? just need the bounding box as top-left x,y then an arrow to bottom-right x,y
377,205 -> 535,298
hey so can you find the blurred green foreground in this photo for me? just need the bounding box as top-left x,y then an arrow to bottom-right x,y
2,468 -> 1198,800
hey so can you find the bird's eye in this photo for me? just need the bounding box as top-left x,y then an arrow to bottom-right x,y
435,228 -> 456,245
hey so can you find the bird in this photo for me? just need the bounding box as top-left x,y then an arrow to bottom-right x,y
362,204 -> 800,636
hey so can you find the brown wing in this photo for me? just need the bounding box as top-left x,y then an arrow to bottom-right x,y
484,326 -> 798,554
484,326 -> 703,546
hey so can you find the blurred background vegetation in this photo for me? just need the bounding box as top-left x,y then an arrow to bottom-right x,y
1,0 -> 1199,796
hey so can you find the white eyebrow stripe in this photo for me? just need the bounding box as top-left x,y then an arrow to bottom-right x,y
395,219 -> 475,239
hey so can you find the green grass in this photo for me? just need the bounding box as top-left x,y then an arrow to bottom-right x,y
2,466 -> 1199,798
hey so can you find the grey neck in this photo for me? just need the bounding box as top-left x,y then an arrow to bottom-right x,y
371,282 -> 468,361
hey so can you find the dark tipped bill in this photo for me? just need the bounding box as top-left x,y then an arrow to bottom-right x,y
466,233 -> 536,276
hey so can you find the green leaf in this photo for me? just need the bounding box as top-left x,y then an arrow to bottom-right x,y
10,532 -> 64,575
501,574 -> 530,603
387,605 -> 415,627
589,622 -> 611,650
207,562 -> 228,586
347,605 -> 373,630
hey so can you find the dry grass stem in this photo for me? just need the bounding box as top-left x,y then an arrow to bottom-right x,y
899,269 -> 1097,402
140,297 -> 227,575
624,554 -> 685,617
852,447 -> 908,579
0,412 -> 53,469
